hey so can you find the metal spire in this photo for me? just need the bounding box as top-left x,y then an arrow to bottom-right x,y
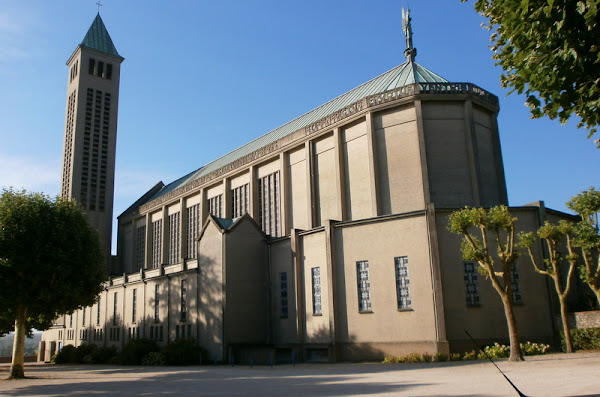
402,8 -> 417,62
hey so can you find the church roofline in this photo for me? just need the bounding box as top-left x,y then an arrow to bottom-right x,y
131,78 -> 499,214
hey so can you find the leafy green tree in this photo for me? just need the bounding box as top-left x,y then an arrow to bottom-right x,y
0,189 -> 105,379
518,221 -> 578,352
567,187 -> 600,304
447,205 -> 524,361
463,0 -> 600,145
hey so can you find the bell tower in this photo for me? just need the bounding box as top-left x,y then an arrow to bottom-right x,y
60,13 -> 124,269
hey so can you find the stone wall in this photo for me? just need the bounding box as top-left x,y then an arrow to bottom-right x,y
555,311 -> 600,329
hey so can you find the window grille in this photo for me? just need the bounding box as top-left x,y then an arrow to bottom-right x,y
280,272 -> 288,317
208,195 -> 223,217
464,261 -> 481,306
357,260 -> 371,312
186,204 -> 200,259
231,184 -> 249,218
151,219 -> 162,268
511,263 -> 523,304
168,212 -> 181,264
258,172 -> 280,236
311,267 -> 322,314
395,256 -> 411,309
136,225 -> 146,270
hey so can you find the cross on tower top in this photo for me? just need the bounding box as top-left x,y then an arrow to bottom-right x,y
96,1 -> 103,13
401,8 -> 417,62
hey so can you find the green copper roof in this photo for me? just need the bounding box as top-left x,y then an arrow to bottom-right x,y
81,13 -> 120,57
143,61 -> 447,204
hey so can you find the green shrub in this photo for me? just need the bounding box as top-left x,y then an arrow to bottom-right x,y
520,341 -> 550,355
449,353 -> 462,361
560,328 -> 600,351
90,346 -> 119,364
479,343 -> 510,360
52,344 -> 76,364
462,350 -> 478,360
432,353 -> 448,362
142,352 -> 167,366
72,344 -> 97,364
161,338 -> 206,366
382,355 -> 400,363
121,338 -> 160,365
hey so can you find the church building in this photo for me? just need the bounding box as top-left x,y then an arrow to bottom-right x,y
41,11 -> 577,363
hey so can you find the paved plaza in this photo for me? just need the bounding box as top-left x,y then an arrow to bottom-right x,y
1,352 -> 599,396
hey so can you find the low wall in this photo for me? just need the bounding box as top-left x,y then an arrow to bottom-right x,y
0,355 -> 38,363
555,311 -> 600,329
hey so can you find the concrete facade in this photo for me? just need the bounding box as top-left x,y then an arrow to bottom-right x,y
41,14 -> 582,364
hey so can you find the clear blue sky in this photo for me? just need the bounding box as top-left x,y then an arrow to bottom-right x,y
1,0 -> 597,253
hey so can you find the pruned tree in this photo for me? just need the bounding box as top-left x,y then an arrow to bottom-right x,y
518,220 -> 577,352
463,0 -> 600,145
567,187 -> 600,305
447,205 -> 524,361
0,189 -> 106,379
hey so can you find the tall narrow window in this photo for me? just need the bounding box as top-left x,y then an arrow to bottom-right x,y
280,272 -> 288,318
187,204 -> 200,259
136,225 -> 146,270
154,285 -> 160,322
464,261 -> 481,306
132,289 -> 137,323
97,61 -> 104,77
151,219 -> 162,268
97,297 -> 101,325
208,195 -> 223,217
395,256 -> 411,309
311,267 -> 322,315
106,63 -> 113,79
511,264 -> 523,304
231,184 -> 249,218
258,171 -> 280,236
82,308 -> 86,327
168,212 -> 181,264
180,280 -> 187,322
69,314 -> 73,328
357,260 -> 371,312
88,58 -> 95,75
113,292 -> 118,325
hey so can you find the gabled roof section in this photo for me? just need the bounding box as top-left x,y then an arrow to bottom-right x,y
118,182 -> 165,219
142,61 -> 447,205
81,13 -> 121,57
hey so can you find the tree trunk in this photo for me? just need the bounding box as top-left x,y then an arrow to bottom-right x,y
559,296 -> 574,353
10,306 -> 27,379
593,287 -> 600,309
501,295 -> 523,361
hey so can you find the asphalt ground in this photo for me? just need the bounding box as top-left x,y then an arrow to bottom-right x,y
0,351 -> 599,396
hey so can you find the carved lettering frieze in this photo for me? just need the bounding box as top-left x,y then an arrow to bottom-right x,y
139,141 -> 279,212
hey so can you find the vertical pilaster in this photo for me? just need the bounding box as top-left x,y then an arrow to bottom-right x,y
305,141 -> 315,229
199,188 -> 207,224
161,206 -> 168,266
425,203 -> 449,353
144,213 -> 151,270
249,165 -> 258,221
365,113 -> 380,217
414,100 -> 432,206
324,220 -> 337,362
223,178 -> 231,219
179,197 -> 186,264
129,220 -> 136,273
333,128 -> 346,221
279,152 -> 289,235
464,100 -> 481,206
291,229 -> 305,344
